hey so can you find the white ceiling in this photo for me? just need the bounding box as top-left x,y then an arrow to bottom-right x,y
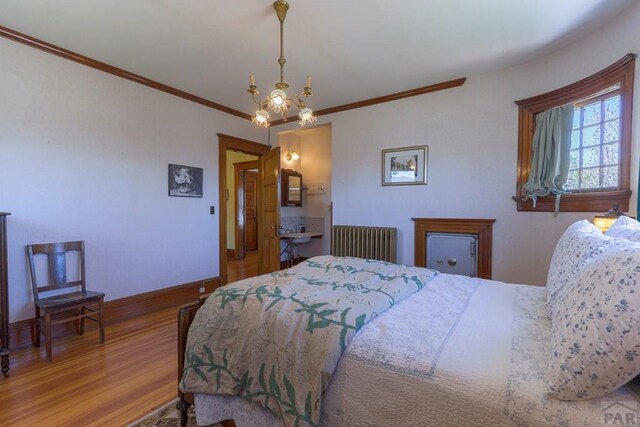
0,0 -> 635,116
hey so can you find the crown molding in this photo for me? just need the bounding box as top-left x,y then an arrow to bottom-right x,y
0,24 -> 252,120
0,24 -> 466,126
269,77 -> 467,126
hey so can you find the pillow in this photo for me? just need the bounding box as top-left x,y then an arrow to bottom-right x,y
546,220 -> 612,315
546,242 -> 640,400
606,216 -> 640,242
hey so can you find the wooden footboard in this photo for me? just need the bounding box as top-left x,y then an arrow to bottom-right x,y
177,298 -> 204,427
177,297 -> 237,427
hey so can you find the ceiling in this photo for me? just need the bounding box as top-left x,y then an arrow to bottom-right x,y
0,0 -> 635,117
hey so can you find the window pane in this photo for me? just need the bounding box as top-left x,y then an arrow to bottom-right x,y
604,120 -> 619,143
581,146 -> 600,168
567,170 -> 579,190
569,149 -> 580,169
580,168 -> 600,189
571,130 -> 580,149
601,166 -> 618,188
604,96 -> 620,120
602,143 -> 619,166
583,102 -> 601,126
573,109 -> 581,129
582,124 -> 601,147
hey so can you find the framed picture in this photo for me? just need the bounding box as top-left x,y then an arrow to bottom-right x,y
381,145 -> 428,186
168,164 -> 203,197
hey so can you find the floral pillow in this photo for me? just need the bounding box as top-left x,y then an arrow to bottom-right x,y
546,242 -> 640,400
546,220 -> 613,315
606,216 -> 640,242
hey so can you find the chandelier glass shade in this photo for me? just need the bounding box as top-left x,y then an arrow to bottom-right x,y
248,1 -> 317,127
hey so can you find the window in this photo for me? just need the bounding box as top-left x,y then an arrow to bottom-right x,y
568,87 -> 620,192
515,54 -> 635,212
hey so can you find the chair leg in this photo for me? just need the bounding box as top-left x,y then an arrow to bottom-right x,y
33,307 -> 40,348
78,307 -> 86,335
98,298 -> 105,344
44,312 -> 52,362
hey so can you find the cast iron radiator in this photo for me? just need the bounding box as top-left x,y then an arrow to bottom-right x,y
331,225 -> 397,263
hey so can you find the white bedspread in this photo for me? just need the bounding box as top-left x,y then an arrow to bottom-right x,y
195,274 -> 639,426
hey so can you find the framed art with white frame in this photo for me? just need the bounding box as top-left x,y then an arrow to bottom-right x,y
381,145 -> 428,186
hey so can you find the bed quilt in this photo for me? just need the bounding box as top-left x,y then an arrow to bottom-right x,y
180,255 -> 437,426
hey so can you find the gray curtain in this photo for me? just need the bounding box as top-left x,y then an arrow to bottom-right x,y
523,103 -> 574,215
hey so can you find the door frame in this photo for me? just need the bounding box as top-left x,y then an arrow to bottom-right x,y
218,133 -> 270,285
234,160 -> 259,260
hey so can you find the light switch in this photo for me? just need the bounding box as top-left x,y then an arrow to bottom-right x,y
210,206 -> 215,215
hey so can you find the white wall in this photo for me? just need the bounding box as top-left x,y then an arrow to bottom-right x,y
298,125 -> 333,257
0,37 -> 265,322
275,3 -> 640,286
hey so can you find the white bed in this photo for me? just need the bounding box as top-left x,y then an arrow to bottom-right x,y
191,271 -> 639,426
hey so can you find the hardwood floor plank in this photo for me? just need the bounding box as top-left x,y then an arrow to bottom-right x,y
0,254 -> 264,427
0,307 -> 181,426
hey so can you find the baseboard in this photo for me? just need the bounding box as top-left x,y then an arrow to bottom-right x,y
9,276 -> 221,349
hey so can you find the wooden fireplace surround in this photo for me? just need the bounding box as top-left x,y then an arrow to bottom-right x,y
413,218 -> 495,279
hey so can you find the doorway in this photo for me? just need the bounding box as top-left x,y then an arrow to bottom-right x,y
217,134 -> 270,285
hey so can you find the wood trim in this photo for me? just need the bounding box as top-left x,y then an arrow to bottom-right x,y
177,298 -> 206,424
514,54 -> 635,212
413,218 -> 495,279
9,276 -> 221,349
515,189 -> 631,212
1,24 -> 466,127
0,25 -> 251,121
218,134 -> 270,286
270,77 -> 467,126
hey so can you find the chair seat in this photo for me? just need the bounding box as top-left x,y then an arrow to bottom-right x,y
36,290 -> 105,309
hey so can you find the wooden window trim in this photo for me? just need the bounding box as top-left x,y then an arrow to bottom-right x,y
514,54 -> 635,212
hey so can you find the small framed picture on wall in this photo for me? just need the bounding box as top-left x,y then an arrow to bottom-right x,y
168,164 -> 203,197
381,145 -> 428,186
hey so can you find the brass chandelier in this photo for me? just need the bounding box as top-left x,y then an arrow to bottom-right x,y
248,1 -> 317,127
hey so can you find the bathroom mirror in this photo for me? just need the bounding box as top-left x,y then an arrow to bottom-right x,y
281,169 -> 302,207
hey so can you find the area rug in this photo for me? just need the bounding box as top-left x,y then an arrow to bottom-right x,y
128,399 -> 222,427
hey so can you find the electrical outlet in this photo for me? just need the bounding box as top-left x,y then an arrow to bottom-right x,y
199,286 -> 206,293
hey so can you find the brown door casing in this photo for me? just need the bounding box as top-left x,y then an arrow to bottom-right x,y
218,134 -> 270,286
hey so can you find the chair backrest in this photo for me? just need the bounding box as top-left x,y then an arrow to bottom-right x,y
26,241 -> 86,301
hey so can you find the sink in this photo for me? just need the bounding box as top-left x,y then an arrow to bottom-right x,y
281,232 -> 313,244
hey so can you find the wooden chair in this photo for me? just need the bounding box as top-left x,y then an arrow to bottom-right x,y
26,241 -> 105,362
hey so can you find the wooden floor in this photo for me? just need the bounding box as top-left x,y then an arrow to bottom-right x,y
227,250 -> 258,283
0,253 -> 261,427
0,307 -> 180,427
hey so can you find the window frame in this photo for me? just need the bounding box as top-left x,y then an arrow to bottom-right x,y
514,54 -> 635,212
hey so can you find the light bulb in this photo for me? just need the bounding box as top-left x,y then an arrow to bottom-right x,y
252,109 -> 270,127
298,107 -> 317,126
269,89 -> 288,113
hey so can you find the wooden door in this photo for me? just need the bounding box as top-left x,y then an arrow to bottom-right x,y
244,171 -> 258,251
258,147 -> 281,274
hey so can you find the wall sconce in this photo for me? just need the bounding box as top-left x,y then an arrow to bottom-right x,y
593,203 -> 625,232
286,150 -> 300,161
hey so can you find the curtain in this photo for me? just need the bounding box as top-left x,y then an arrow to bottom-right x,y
523,103 -> 574,215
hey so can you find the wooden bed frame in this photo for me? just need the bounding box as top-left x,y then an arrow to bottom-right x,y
176,298 -> 237,427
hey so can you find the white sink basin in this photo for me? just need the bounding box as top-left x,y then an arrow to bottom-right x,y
281,232 -> 318,244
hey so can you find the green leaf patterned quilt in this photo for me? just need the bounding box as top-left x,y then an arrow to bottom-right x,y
180,255 -> 437,426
